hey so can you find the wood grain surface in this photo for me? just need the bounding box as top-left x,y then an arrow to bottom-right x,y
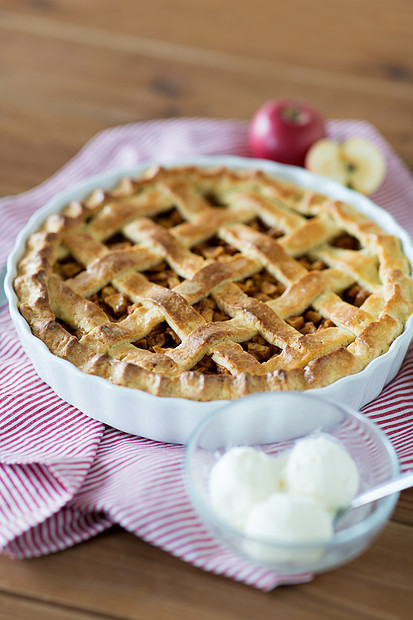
1,1 -> 412,618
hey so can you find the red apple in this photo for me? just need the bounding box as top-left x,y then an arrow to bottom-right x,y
248,99 -> 326,167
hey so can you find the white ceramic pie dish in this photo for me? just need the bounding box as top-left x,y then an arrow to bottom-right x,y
5,155 -> 413,443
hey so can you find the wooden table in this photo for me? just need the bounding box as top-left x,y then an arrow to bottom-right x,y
1,1 -> 412,618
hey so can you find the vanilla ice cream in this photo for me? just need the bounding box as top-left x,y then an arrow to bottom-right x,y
285,434 -> 360,511
244,492 -> 333,562
208,446 -> 284,529
207,434 -> 360,564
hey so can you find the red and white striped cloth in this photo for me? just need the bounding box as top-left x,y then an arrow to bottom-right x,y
0,119 -> 412,590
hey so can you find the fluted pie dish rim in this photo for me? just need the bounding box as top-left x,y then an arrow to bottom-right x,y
5,155 -> 413,442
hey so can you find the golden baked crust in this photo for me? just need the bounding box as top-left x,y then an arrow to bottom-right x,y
14,165 -> 413,400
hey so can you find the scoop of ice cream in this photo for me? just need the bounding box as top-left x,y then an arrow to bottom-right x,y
209,446 -> 284,529
285,435 -> 360,511
244,492 -> 333,563
245,492 -> 333,541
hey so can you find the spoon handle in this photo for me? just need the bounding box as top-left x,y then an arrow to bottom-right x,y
351,470 -> 413,509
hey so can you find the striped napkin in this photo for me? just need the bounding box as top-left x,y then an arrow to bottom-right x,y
0,119 -> 412,590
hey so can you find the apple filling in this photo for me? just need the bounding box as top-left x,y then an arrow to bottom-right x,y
238,269 -> 285,301
192,236 -> 238,260
202,191 -> 228,207
193,296 -> 231,323
331,233 -> 361,251
143,261 -> 183,289
132,322 -> 181,352
106,233 -> 134,250
298,257 -> 328,271
241,334 -> 281,362
341,284 -> 371,308
286,310 -> 335,335
192,355 -> 231,375
152,207 -> 185,228
54,256 -> 84,279
248,217 -> 285,239
88,286 -> 131,321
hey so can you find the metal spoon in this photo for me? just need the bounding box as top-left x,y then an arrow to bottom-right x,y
334,470 -> 413,527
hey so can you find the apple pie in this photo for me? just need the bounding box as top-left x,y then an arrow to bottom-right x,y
14,165 -> 413,401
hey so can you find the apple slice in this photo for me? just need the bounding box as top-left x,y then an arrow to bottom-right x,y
305,136 -> 386,195
341,137 -> 386,195
304,139 -> 348,186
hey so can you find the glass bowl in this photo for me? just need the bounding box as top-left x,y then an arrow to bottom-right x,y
184,392 -> 400,575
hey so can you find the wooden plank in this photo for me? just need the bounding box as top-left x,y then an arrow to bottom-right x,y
393,488 -> 413,526
0,21 -> 412,198
0,592 -> 111,620
0,524 -> 412,620
1,3 -> 412,103
2,0 -> 413,80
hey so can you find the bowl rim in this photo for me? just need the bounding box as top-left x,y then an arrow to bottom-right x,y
184,392 -> 400,555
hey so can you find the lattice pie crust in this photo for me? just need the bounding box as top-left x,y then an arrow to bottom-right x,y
14,166 -> 413,401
